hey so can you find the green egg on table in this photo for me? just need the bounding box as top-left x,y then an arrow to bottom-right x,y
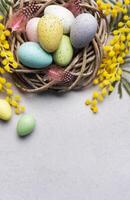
17,114 -> 36,137
38,14 -> 63,52
53,35 -> 73,67
0,99 -> 12,121
17,42 -> 53,68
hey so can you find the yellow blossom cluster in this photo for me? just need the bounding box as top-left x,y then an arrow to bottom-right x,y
85,4 -> 130,113
0,15 -> 25,114
97,0 -> 130,17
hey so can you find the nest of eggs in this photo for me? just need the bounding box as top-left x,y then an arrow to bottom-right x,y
8,0 -> 108,93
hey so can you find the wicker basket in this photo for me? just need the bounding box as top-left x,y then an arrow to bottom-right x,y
8,0 -> 108,93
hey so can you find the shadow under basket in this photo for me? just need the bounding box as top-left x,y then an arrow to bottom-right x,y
9,0 -> 108,93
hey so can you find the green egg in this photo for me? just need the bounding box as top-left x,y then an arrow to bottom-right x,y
53,35 -> 73,67
17,114 -> 36,137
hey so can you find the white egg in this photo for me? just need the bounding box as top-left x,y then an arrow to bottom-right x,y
44,5 -> 75,34
26,18 -> 40,42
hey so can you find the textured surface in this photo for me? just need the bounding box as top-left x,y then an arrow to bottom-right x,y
0,87 -> 130,200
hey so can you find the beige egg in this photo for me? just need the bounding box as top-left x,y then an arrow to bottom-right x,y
38,15 -> 63,52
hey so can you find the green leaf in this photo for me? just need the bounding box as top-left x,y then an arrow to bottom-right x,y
122,69 -> 130,74
108,81 -> 117,95
4,0 -> 13,6
0,5 -> 7,16
118,81 -> 123,99
124,58 -> 130,64
103,0 -> 115,4
0,0 -> 12,16
122,77 -> 130,96
1,0 -> 9,12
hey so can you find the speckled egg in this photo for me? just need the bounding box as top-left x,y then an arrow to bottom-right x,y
17,42 -> 53,69
17,114 -> 36,137
70,13 -> 98,49
38,15 -> 63,52
26,17 -> 40,42
44,5 -> 75,34
54,35 -> 73,67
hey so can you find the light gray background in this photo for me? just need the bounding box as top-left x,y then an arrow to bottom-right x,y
0,86 -> 130,200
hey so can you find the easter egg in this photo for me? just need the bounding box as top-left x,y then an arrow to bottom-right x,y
26,17 -> 40,42
17,114 -> 36,137
54,35 -> 73,67
38,15 -> 63,52
0,99 -> 12,121
17,42 -> 53,68
70,13 -> 98,49
44,5 -> 75,34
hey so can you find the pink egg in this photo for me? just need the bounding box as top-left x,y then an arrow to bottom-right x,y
26,18 -> 40,42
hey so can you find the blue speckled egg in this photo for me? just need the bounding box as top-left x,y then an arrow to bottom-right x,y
17,42 -> 53,68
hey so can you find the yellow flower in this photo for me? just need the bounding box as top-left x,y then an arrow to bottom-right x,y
86,0 -> 130,113
117,57 -> 124,64
20,106 -> 26,112
0,23 -> 5,30
120,35 -> 126,42
122,8 -> 128,14
4,43 -> 9,49
2,59 -> 8,66
118,22 -> 124,27
0,20 -> 24,115
124,0 -> 130,5
0,16 -> 3,20
1,51 -> 6,57
109,51 -> 115,57
92,106 -> 98,113
15,108 -> 20,115
101,88 -> 107,97
91,99 -> 97,106
109,85 -> 114,92
11,100 -> 18,107
0,83 -> 3,90
12,62 -> 18,68
126,20 -> 130,27
127,34 -> 130,41
93,79 -> 99,85
93,91 -> 99,99
0,77 -> 6,84
103,45 -> 111,51
0,67 -> 5,74
98,94 -> 104,102
6,89 -> 13,95
4,65 -> 11,72
15,95 -> 21,101
4,30 -> 11,36
6,82 -> 12,88
85,99 -> 91,105
0,34 -> 6,41
123,15 -> 129,21
113,30 -> 119,35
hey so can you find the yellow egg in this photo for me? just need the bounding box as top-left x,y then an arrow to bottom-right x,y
38,15 -> 63,52
0,99 -> 12,121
